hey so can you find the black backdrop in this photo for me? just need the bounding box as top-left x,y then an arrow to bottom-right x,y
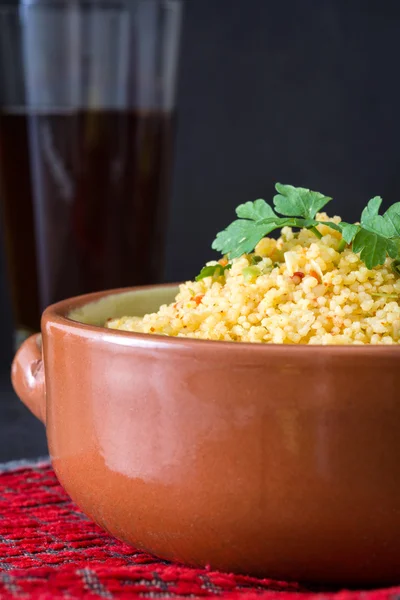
166,0 -> 400,281
1,0 -> 400,368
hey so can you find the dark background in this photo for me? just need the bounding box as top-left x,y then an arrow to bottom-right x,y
1,0 -> 400,461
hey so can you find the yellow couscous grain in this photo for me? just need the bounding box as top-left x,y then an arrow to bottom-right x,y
106,214 -> 400,345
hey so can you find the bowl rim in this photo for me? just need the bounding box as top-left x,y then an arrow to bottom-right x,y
42,283 -> 400,355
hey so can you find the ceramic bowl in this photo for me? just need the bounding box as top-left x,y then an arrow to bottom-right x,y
11,284 -> 400,585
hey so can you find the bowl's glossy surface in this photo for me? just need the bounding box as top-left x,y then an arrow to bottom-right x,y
11,285 -> 400,585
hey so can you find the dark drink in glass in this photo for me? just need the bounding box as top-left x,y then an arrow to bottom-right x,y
0,0 -> 182,346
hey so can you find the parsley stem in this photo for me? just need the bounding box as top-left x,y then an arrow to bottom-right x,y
310,226 -> 322,239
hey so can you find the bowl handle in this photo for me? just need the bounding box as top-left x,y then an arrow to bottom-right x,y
11,333 -> 46,424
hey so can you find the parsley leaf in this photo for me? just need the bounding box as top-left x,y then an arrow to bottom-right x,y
352,229 -> 389,268
236,199 -> 276,220
340,223 -> 360,244
348,196 -> 400,266
361,196 -> 395,238
273,183 -> 332,219
212,220 -> 277,259
360,196 -> 400,240
392,259 -> 400,276
383,202 -> 400,237
361,196 -> 383,223
211,183 -> 400,270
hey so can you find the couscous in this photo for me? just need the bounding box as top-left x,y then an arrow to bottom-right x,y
106,184 -> 400,345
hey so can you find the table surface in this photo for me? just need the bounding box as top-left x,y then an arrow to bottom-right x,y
0,371 -> 47,462
0,461 -> 391,599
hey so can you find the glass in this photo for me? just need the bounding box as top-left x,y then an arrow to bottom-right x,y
0,0 -> 182,348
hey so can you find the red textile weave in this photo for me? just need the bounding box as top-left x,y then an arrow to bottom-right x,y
0,463 -> 398,600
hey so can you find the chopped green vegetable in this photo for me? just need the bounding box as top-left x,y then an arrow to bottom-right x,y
195,263 -> 231,282
371,292 -> 399,299
242,266 -> 261,281
250,255 -> 263,264
211,183 -> 400,270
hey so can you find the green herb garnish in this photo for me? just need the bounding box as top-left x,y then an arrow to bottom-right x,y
211,183 -> 400,270
196,262 -> 231,282
392,259 -> 400,276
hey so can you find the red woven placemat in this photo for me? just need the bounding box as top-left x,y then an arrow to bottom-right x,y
0,462 -> 398,600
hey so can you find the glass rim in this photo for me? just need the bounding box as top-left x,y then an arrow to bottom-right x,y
0,0 -> 182,13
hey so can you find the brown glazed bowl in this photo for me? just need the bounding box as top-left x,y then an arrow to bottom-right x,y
11,284 -> 400,586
